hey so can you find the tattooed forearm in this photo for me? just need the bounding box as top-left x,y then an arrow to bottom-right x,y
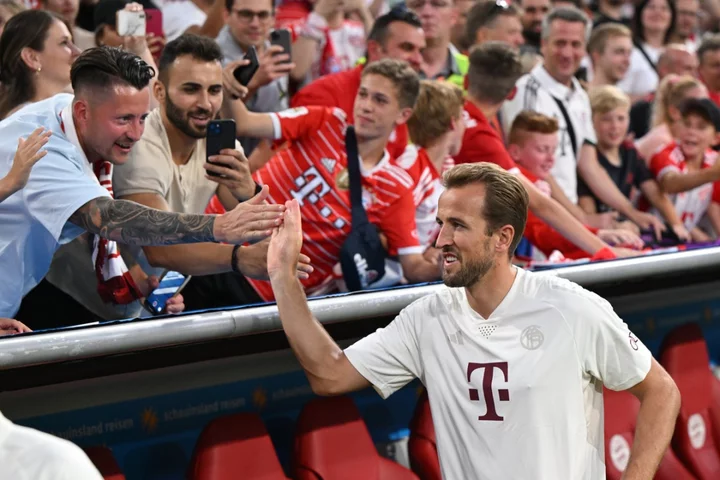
69,197 -> 216,246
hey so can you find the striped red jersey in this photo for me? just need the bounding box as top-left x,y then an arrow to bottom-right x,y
393,145 -> 454,248
249,106 -> 422,301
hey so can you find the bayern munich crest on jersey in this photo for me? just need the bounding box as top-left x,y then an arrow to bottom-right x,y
520,325 -> 544,350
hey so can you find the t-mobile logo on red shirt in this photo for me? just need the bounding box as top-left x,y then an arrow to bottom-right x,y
467,362 -> 510,421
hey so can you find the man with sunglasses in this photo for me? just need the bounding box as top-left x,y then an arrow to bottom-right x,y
217,0 -> 293,156
291,7 -> 426,159
406,0 -> 468,87
464,0 -> 524,51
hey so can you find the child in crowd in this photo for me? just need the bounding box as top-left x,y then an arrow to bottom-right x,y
580,85 -> 690,242
648,98 -> 720,241
507,111 -> 644,259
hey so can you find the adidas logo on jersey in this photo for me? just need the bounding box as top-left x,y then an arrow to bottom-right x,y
321,157 -> 336,173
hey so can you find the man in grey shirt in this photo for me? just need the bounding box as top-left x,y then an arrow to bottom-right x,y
216,0 -> 294,155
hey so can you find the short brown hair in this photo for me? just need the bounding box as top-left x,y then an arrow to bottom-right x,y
407,81 -> 464,147
464,1 -> 521,50
507,111 -> 559,147
697,34 -> 720,65
467,41 -> 523,104
589,85 -> 630,115
442,162 -> 529,257
362,58 -> 420,109
587,23 -> 631,55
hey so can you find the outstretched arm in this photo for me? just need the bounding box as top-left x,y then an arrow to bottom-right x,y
69,185 -> 285,246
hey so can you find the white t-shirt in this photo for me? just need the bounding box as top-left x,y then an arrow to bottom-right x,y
0,411 -> 103,480
617,43 -> 661,98
502,64 -> 597,203
344,267 -> 652,480
0,94 -> 110,317
162,0 -> 207,41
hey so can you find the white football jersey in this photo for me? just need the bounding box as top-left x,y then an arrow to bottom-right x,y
345,268 -> 651,480
501,64 -> 597,204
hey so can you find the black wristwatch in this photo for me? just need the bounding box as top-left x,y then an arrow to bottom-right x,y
231,245 -> 242,274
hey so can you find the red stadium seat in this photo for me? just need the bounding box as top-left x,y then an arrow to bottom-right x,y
83,446 -> 125,480
294,396 -> 419,479
660,323 -> 720,479
188,412 -> 289,480
408,391 -> 441,480
603,388 -> 694,480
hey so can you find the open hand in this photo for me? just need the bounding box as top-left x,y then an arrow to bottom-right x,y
214,185 -> 286,244
6,127 -> 51,193
235,238 -> 313,280
267,199 -> 304,279
597,229 -> 644,249
630,211 -> 665,239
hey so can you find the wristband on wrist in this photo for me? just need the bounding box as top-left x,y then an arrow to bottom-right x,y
231,245 -> 242,274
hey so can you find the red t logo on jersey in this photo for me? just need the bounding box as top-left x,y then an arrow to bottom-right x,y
467,362 -> 510,421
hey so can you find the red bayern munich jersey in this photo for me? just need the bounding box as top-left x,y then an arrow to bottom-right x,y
648,143 -> 720,230
248,106 -> 423,301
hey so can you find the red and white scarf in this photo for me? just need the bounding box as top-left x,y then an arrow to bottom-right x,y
60,114 -> 143,305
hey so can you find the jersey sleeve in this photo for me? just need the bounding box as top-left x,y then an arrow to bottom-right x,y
569,289 -> 652,391
23,143 -> 110,242
649,148 -> 680,180
291,80 -> 338,109
524,211 -> 593,259
270,106 -> 346,142
344,304 -> 423,399
374,186 -> 423,256
454,128 -> 519,172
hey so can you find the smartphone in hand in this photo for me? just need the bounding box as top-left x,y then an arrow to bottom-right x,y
233,45 -> 260,87
270,29 -> 292,62
206,119 -> 237,178
117,9 -> 146,37
144,270 -> 191,315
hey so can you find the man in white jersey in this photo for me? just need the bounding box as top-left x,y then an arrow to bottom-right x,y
267,162 -> 681,480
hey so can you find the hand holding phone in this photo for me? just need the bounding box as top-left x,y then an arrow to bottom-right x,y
117,9 -> 146,37
206,119 -> 237,178
233,45 -> 260,87
144,271 -> 191,315
270,29 -> 292,62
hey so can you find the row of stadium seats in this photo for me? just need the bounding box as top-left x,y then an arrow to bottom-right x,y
81,322 -> 720,480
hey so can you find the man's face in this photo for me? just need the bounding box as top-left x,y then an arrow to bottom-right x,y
406,0 -> 457,44
540,19 -> 587,85
594,35 -> 632,83
700,50 -> 720,92
78,86 -> 150,165
158,55 -> 224,139
451,0 -> 475,48
476,14 -> 525,49
520,0 -> 550,38
593,107 -> 630,149
225,0 -> 274,50
661,49 -> 698,78
680,113 -> 715,159
435,184 -> 498,288
674,0 -> 699,40
45,0 -> 79,25
353,73 -> 411,141
512,132 -> 557,179
369,21 -> 426,72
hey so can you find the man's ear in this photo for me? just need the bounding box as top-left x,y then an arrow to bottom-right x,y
153,79 -> 166,103
72,99 -> 90,126
507,143 -> 521,162
396,107 -> 414,126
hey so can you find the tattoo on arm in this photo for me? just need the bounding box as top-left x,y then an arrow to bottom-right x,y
69,197 -> 216,246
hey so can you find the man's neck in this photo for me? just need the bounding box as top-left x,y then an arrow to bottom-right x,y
422,40 -> 449,79
545,66 -> 573,88
686,150 -> 706,167
468,94 -> 501,122
162,113 -> 198,166
588,67 -> 615,90
424,137 -> 452,173
357,134 -> 389,171
465,263 -> 517,319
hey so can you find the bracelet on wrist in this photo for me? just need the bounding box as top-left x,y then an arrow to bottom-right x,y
231,245 -> 242,275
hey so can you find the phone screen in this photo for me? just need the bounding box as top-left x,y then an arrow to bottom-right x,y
144,271 -> 191,315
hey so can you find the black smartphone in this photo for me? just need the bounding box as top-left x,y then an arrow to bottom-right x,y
143,270 -> 192,315
206,119 -> 236,177
270,28 -> 292,62
233,45 -> 259,88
